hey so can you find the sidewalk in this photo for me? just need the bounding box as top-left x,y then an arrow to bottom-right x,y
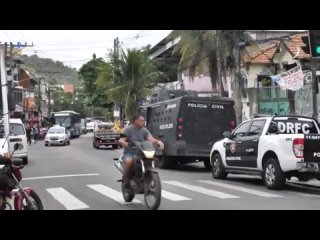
288,177 -> 320,188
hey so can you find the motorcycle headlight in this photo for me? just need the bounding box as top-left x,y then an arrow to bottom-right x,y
142,150 -> 155,159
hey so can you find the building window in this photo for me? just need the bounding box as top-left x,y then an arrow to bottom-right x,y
283,62 -> 297,71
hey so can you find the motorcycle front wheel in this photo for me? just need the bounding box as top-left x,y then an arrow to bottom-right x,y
121,177 -> 135,202
144,171 -> 161,210
15,190 -> 43,210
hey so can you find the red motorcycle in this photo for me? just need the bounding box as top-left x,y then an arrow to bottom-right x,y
0,143 -> 43,210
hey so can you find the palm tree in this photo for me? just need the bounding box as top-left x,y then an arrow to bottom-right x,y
168,30 -> 251,124
96,48 -> 165,120
168,30 -> 218,90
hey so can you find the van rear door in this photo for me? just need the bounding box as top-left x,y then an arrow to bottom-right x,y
181,99 -> 236,152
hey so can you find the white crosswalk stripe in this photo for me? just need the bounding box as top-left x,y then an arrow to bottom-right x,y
41,178 -> 320,210
46,188 -> 89,210
163,181 -> 239,199
198,180 -> 283,198
87,184 -> 142,204
161,190 -> 191,201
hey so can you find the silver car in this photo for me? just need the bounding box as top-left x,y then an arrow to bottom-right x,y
45,126 -> 71,146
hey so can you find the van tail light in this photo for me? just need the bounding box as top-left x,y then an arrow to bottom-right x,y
293,138 -> 304,158
230,120 -> 236,128
177,118 -> 183,139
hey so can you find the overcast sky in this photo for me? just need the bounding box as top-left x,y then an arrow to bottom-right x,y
0,30 -> 172,69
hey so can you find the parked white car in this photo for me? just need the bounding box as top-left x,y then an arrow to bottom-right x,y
0,118 -> 28,165
45,126 -> 71,146
10,119 -> 28,164
210,115 -> 320,190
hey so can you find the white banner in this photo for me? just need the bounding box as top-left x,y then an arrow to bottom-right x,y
271,65 -> 304,91
113,110 -> 120,118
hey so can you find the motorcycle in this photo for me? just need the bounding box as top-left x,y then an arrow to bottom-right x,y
114,141 -> 162,210
0,143 -> 43,210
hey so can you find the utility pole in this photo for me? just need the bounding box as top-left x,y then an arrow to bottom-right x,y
231,30 -> 243,125
47,86 -> 51,114
1,42 -> 33,141
113,37 -> 122,125
36,70 -> 62,115
0,44 -> 10,139
37,77 -> 42,127
216,30 -> 223,97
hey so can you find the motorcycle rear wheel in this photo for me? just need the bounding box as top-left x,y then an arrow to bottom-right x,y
144,172 -> 161,210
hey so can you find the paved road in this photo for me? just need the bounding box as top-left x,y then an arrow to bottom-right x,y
20,133 -> 320,210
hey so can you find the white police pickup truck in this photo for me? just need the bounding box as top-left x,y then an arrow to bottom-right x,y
210,115 -> 320,189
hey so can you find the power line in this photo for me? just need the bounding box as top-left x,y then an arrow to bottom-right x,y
0,31 -> 14,40
13,30 -> 29,41
9,31 -> 22,41
23,45 -> 111,52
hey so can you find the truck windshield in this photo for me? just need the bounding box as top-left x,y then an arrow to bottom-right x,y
54,117 -> 71,127
11,123 -> 25,135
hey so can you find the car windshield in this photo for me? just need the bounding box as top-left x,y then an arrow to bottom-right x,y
11,123 -> 25,135
48,128 -> 65,134
97,124 -> 114,130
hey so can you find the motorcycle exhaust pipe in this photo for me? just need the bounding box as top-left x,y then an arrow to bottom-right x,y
114,160 -> 124,174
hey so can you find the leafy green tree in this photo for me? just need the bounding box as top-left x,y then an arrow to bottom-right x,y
96,48 -> 164,119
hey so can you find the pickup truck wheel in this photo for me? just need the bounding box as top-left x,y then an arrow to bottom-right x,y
263,158 -> 286,190
211,154 -> 227,179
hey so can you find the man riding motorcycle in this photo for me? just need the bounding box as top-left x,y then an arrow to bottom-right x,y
118,114 -> 164,186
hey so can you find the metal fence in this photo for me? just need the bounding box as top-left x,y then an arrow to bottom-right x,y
258,87 -> 290,115
259,87 -> 288,101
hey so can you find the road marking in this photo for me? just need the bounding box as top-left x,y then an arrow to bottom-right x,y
293,193 -> 320,198
161,190 -> 191,201
198,180 -> 283,198
163,181 -> 239,199
24,173 -> 99,181
46,188 -> 89,210
87,184 -> 142,204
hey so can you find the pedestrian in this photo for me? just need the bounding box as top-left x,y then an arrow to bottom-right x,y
31,127 -> 36,143
26,126 -> 31,145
